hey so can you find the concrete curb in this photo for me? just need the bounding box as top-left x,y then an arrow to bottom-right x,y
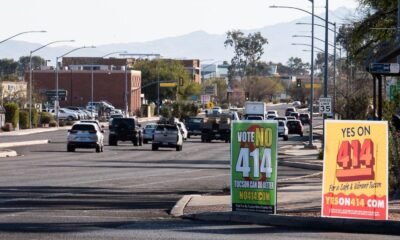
0,140 -> 49,148
171,194 -> 200,217
185,211 -> 400,235
0,149 -> 17,158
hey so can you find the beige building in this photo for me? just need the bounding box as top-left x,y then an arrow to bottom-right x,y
1,81 -> 27,104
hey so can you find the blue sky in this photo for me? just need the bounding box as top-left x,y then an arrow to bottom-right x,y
1,0 -> 359,46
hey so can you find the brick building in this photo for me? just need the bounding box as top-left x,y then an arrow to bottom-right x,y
27,58 -> 141,115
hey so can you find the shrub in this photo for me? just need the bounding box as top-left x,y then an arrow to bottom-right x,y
58,120 -> 66,127
4,102 -> 19,129
31,108 -> 39,128
1,122 -> 13,131
66,120 -> 74,126
39,112 -> 53,125
19,110 -> 29,129
49,120 -> 57,127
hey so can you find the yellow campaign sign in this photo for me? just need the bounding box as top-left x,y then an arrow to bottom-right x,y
304,83 -> 321,89
160,82 -> 177,87
322,120 -> 388,220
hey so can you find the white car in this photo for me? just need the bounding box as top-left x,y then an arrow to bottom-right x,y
177,121 -> 188,141
212,106 -> 222,114
267,110 -> 278,118
152,124 -> 183,151
48,108 -> 79,121
278,120 -> 289,141
67,122 -> 105,152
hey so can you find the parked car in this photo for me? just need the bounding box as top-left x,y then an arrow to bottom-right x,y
108,117 -> 143,146
67,122 -> 104,153
286,120 -> 304,136
285,107 -> 296,116
290,112 -> 300,119
292,101 -> 301,107
185,117 -> 203,138
278,120 -> 289,141
65,106 -> 87,119
152,124 -> 183,151
299,113 -> 310,124
49,108 -> 79,121
143,123 -> 157,144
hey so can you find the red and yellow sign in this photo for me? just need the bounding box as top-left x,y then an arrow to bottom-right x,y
322,120 -> 388,220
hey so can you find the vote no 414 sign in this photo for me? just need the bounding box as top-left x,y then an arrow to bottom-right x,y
322,120 -> 388,220
231,121 -> 278,214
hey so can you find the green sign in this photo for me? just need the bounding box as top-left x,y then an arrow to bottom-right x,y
390,85 -> 398,101
231,121 -> 278,213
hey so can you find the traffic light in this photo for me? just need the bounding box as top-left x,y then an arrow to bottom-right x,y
296,79 -> 302,88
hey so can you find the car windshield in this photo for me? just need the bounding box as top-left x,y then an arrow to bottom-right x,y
287,121 -> 299,127
145,124 -> 157,129
278,122 -> 284,126
72,124 -> 95,131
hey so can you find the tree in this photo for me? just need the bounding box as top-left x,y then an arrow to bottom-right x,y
18,56 -> 47,74
0,59 -> 18,77
224,30 -> 268,81
286,57 -> 310,75
133,59 -> 191,104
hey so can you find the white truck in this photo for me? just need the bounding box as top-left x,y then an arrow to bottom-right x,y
243,101 -> 267,120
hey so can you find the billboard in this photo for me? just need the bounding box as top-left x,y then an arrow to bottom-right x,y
322,120 -> 388,220
231,121 -> 278,214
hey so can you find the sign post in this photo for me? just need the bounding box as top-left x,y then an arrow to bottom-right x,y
322,120 -> 388,220
231,120 -> 278,213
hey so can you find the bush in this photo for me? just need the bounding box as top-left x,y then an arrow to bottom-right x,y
39,112 -> 54,125
19,110 -> 29,129
1,122 -> 13,131
31,108 -> 39,128
58,120 -> 66,127
49,120 -> 57,127
4,102 -> 19,129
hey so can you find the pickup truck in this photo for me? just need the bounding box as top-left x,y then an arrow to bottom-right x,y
185,117 -> 203,138
152,124 -> 183,151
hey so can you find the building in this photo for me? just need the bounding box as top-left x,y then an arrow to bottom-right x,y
1,81 -> 27,104
201,63 -> 229,82
26,57 -> 142,115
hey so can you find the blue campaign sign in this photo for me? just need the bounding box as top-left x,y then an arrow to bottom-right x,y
370,63 -> 400,74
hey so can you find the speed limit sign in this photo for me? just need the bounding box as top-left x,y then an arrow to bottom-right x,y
319,98 -> 332,114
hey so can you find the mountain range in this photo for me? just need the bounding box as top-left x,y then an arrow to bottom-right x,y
0,7 -> 355,65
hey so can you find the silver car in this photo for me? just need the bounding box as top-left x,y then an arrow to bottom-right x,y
67,122 -> 105,153
152,124 -> 183,151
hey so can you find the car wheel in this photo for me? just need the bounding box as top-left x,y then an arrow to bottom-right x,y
96,145 -> 101,153
143,139 -> 148,144
284,135 -> 289,141
67,116 -> 74,121
176,145 -> 182,151
67,145 -> 75,152
187,134 -> 191,139
152,144 -> 158,151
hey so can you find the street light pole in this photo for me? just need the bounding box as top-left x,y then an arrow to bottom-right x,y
0,30 -> 46,44
28,40 -> 75,128
308,0 -> 315,148
55,46 -> 96,124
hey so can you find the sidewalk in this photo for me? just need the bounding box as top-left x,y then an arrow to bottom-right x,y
171,143 -> 400,235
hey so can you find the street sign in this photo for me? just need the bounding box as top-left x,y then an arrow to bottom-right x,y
370,63 -> 400,74
319,97 -> 332,114
160,82 -> 177,87
201,95 -> 210,104
207,101 -> 214,109
304,83 -> 321,89
204,84 -> 217,95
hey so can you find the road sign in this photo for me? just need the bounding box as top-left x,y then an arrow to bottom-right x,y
201,95 -> 210,104
204,84 -> 217,95
207,102 -> 214,109
319,97 -> 332,114
370,63 -> 400,74
160,82 -> 177,87
304,83 -> 321,89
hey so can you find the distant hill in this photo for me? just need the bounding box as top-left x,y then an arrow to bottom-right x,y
0,7 -> 354,65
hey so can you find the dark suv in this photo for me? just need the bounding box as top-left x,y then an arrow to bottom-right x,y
108,118 -> 143,146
